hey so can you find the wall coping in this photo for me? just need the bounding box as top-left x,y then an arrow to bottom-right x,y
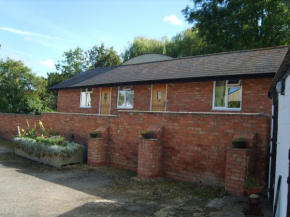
118,110 -> 270,117
1,111 -> 270,118
0,113 -> 41,117
42,112 -> 118,117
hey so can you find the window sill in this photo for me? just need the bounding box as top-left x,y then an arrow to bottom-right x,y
116,107 -> 133,109
212,108 -> 242,112
79,106 -> 92,109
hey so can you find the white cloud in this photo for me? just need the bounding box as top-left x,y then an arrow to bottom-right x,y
40,59 -> 55,68
163,15 -> 183,26
0,27 -> 67,42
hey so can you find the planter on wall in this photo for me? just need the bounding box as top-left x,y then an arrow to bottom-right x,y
15,146 -> 84,168
232,141 -> 247,148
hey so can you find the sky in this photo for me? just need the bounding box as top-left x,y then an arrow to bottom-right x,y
0,0 -> 192,77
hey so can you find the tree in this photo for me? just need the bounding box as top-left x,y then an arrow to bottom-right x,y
0,58 -> 52,114
165,28 -> 208,57
122,36 -> 168,61
55,47 -> 88,78
183,0 -> 290,52
46,44 -> 121,110
87,43 -> 121,68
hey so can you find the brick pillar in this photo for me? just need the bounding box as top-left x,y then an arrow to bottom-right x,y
137,125 -> 164,179
225,148 -> 252,196
87,126 -> 109,166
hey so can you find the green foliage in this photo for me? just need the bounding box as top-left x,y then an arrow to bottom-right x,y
0,58 -> 51,114
122,36 -> 168,61
183,0 -> 290,52
243,177 -> 263,189
46,44 -> 121,109
121,29 -> 212,60
89,131 -> 99,138
232,137 -> 247,143
165,28 -> 208,57
13,137 -> 83,158
35,136 -> 66,146
87,43 -> 121,68
140,130 -> 152,139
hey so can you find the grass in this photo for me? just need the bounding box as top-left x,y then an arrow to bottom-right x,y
113,177 -> 226,201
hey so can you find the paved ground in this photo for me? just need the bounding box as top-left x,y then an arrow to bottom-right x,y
0,137 -> 272,217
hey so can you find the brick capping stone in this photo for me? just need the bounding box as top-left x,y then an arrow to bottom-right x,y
225,148 -> 253,196
117,110 -> 270,116
42,112 -> 118,117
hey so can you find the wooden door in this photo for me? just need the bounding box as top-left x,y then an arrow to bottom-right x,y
100,87 -> 111,115
151,84 -> 167,111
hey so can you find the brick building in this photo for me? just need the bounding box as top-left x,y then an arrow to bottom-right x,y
1,47 -> 289,196
51,47 -> 290,116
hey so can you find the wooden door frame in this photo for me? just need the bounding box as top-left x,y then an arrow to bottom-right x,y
99,87 -> 111,115
150,84 -> 168,112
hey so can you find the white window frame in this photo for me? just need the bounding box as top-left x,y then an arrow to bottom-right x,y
117,86 -> 134,109
212,80 -> 242,111
80,88 -> 93,108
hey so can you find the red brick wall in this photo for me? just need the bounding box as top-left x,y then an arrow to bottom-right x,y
0,111 -> 270,187
0,113 -> 41,140
167,81 -> 213,112
56,78 -> 272,115
57,88 -> 100,114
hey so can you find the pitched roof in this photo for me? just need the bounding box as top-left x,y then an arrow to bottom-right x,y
50,46 -> 290,90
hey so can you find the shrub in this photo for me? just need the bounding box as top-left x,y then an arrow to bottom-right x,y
89,131 -> 99,138
243,177 -> 263,189
140,130 -> 152,139
35,136 -> 66,146
13,137 -> 83,158
232,137 -> 247,143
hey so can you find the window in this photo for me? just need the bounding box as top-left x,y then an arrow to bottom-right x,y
117,86 -> 134,108
80,88 -> 92,107
213,80 -> 242,110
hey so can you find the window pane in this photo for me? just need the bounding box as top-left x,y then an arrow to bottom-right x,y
87,87 -> 92,92
157,91 -> 162,100
87,92 -> 92,106
81,88 -> 86,92
228,86 -> 241,108
118,90 -> 125,107
80,92 -> 86,106
126,90 -> 134,107
214,81 -> 226,107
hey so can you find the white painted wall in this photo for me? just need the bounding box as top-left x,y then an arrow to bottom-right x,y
274,75 -> 290,217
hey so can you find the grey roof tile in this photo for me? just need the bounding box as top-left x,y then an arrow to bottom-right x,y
50,46 -> 290,90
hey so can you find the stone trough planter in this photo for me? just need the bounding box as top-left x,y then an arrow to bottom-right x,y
15,146 -> 84,168
13,137 -> 84,168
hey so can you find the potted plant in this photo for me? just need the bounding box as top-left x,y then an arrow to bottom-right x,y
232,137 -> 247,148
89,131 -> 99,138
140,130 -> 152,139
243,177 -> 264,195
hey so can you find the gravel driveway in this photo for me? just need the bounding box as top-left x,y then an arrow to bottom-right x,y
0,137 -> 271,217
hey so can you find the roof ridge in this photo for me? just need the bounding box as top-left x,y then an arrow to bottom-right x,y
80,46 -> 290,70
115,45 -> 290,68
